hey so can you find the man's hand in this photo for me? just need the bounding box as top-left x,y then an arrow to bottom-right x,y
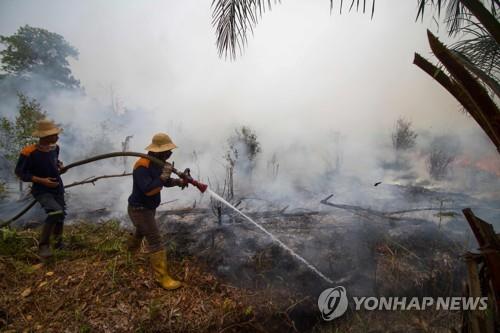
160,162 -> 173,182
57,161 -> 66,174
177,178 -> 189,190
33,176 -> 60,188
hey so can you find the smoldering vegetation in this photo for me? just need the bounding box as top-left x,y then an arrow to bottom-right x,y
1,87 -> 499,331
0,16 -> 499,331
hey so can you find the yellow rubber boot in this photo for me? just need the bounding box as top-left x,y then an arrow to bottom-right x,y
149,249 -> 182,290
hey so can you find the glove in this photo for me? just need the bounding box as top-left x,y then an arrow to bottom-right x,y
177,178 -> 189,190
160,162 -> 173,182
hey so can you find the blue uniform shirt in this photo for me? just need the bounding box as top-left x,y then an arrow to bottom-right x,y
15,144 -> 64,196
128,157 -> 164,209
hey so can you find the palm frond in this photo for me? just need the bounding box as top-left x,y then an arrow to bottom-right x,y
416,0 -> 499,36
211,0 -> 277,60
212,0 -> 377,59
417,0 -> 464,34
331,0 -> 375,16
452,18 -> 500,80
446,0 -> 468,34
212,0 -> 498,60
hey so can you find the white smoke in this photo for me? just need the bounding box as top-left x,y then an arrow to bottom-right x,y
0,0 -> 498,223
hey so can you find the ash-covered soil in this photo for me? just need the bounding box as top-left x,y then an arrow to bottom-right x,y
2,183 -> 497,332
149,184 -> 489,331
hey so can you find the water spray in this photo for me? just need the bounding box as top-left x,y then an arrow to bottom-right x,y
207,189 -> 334,284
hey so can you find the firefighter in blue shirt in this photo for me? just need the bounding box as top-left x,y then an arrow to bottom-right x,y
128,133 -> 188,290
15,119 -> 65,259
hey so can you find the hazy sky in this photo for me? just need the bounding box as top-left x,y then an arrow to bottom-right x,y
0,0 -> 490,155
1,0 -> 499,213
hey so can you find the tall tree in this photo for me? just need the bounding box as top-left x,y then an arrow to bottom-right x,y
0,93 -> 46,162
0,93 -> 46,194
0,25 -> 80,89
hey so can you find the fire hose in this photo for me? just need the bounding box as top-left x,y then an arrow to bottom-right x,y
0,152 -> 207,228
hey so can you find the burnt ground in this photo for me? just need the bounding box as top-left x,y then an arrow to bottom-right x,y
1,184 -> 497,332
155,203 -> 469,332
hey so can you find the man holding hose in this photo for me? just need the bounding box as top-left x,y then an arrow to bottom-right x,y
15,119 -> 66,259
127,133 -> 188,290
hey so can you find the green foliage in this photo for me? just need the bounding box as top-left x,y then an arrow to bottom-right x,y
435,211 -> 459,218
0,227 -> 37,260
244,305 -> 253,316
78,323 -> 92,333
63,219 -> 128,259
148,299 -> 162,321
0,25 -> 79,89
0,220 -> 129,267
97,238 -> 123,254
226,126 -> 261,166
0,93 -> 46,161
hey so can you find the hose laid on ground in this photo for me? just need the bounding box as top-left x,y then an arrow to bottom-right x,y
0,152 -> 168,228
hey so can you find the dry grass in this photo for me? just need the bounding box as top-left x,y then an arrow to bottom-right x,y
0,219 -> 467,332
0,220 -> 302,333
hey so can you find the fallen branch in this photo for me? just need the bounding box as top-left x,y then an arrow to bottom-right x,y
64,173 -> 131,189
320,194 -> 460,219
387,207 -> 460,215
320,194 -> 394,220
159,199 -> 179,206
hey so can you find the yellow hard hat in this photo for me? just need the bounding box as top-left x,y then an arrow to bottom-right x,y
145,133 -> 177,152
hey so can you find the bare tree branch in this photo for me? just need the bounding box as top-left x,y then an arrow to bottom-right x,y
64,173 -> 132,189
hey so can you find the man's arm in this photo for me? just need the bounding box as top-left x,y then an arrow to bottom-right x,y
32,176 -> 59,188
164,178 -> 188,189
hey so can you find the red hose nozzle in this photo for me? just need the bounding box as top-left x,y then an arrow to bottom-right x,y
173,167 -> 208,193
190,180 -> 208,193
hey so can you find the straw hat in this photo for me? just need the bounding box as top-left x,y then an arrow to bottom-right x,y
145,133 -> 177,152
32,118 -> 63,138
